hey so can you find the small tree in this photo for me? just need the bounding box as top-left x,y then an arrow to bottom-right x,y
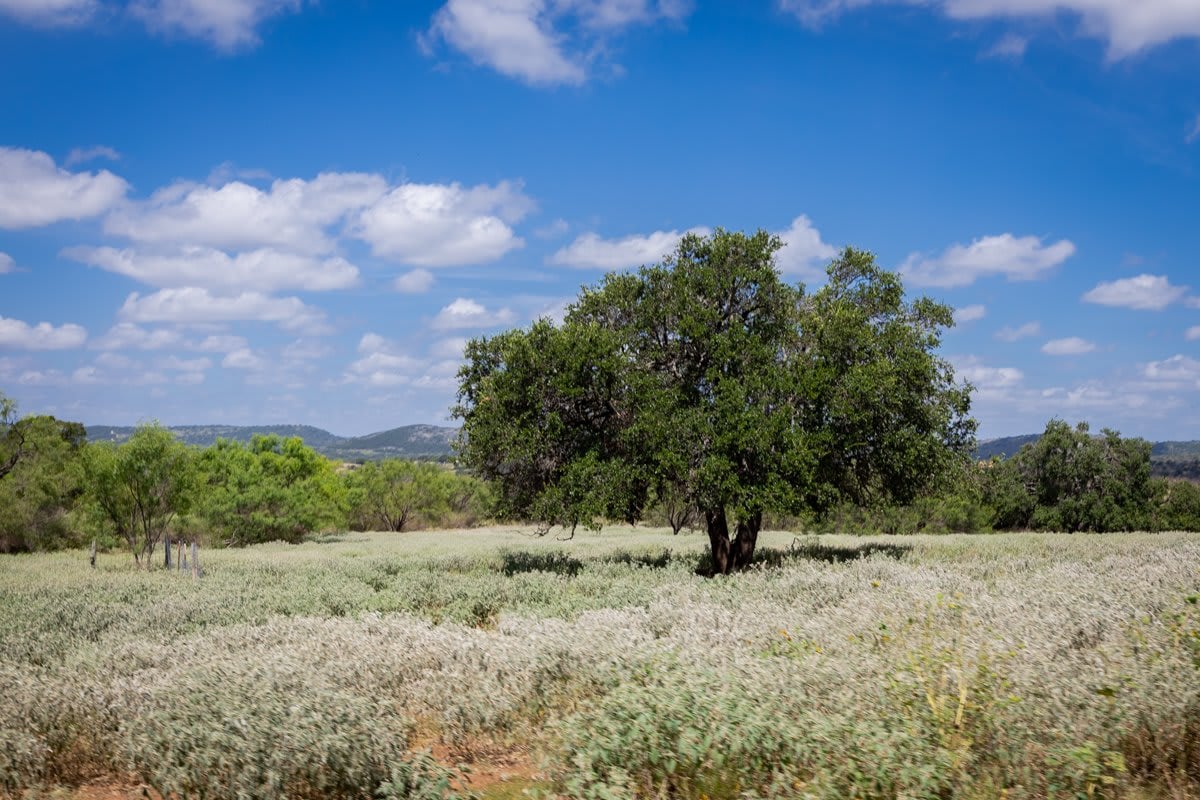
0,391 -> 26,481
455,230 -> 974,573
0,413 -> 88,552
196,435 -> 344,545
80,424 -> 194,566
345,460 -> 450,532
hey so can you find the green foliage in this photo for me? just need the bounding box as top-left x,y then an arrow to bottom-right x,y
0,414 -> 87,552
456,231 -> 973,571
980,420 -> 1156,532
78,423 -> 195,565
1151,477 -> 1200,531
196,434 -> 345,546
345,460 -> 488,532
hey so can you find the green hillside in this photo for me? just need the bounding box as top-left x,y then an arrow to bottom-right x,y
84,423 -> 458,461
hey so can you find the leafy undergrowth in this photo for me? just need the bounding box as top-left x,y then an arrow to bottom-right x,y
2,528 -> 1199,799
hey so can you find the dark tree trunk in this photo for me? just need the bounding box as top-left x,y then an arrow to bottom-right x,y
731,511 -> 761,571
704,507 -> 761,575
704,507 -> 731,575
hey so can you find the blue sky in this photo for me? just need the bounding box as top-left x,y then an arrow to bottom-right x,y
1,0 -> 1198,440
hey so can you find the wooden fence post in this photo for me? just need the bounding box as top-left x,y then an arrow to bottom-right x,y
164,535 -> 173,569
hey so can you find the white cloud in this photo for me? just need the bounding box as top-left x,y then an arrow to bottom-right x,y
358,332 -> 390,354
1041,336 -> 1096,356
773,215 -> 837,277
118,288 -> 329,333
65,145 -> 120,166
431,336 -> 470,359
95,352 -> 136,369
431,297 -> 517,330
281,339 -> 330,361
995,321 -> 1040,342
92,323 -> 182,351
0,0 -> 95,25
394,269 -> 435,294
129,0 -> 305,50
1082,274 -> 1189,311
1143,354 -> 1200,386
0,147 -> 128,229
159,355 -> 212,372
105,172 -> 386,255
984,33 -> 1027,59
343,350 -> 425,387
1186,326 -> 1200,342
550,226 -> 708,270
222,348 -> 264,369
953,304 -> 986,324
1188,114 -> 1200,145
0,316 -> 87,350
190,334 -> 248,353
426,0 -> 691,86
428,0 -> 587,86
65,245 -> 360,292
0,252 -> 13,274
354,180 -> 532,267
779,0 -> 1200,59
901,233 -> 1075,288
952,355 -> 1023,388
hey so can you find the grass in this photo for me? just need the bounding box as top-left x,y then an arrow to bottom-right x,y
2,526 -> 1199,799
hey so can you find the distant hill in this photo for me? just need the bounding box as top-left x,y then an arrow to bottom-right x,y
84,423 -> 457,461
974,435 -> 1041,461
975,434 -> 1200,482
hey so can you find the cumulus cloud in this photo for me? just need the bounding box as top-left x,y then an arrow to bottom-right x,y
0,252 -> 13,274
952,356 -> 1024,389
0,316 -> 87,350
65,145 -> 120,166
92,323 -> 182,351
995,321 -> 1040,342
65,245 -> 360,292
0,147 -> 128,229
1187,326 -> 1200,342
550,226 -> 708,270
1082,274 -> 1189,311
984,33 -> 1028,59
551,216 -> 835,275
221,348 -> 264,369
0,0 -> 96,25
431,337 -> 470,359
779,0 -> 1200,59
105,172 -> 386,255
425,0 -> 691,86
901,233 -> 1075,288
129,0 -> 305,50
1142,355 -> 1200,388
953,304 -> 986,324
118,288 -> 329,333
773,215 -> 838,277
394,269 -> 435,294
431,297 -> 516,330
344,335 -> 425,387
354,180 -> 532,267
1041,336 -> 1096,356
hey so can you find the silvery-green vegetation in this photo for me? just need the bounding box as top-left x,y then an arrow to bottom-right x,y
1,527 -> 1199,799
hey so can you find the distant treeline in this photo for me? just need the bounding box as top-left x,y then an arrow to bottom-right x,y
4,388 -> 1199,556
1,394 -> 489,557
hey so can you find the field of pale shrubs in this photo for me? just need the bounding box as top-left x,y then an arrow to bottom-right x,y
1,527 -> 1199,799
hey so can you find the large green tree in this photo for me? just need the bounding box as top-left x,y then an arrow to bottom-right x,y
455,230 -> 974,573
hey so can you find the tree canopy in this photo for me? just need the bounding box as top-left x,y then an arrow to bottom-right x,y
454,230 -> 975,573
